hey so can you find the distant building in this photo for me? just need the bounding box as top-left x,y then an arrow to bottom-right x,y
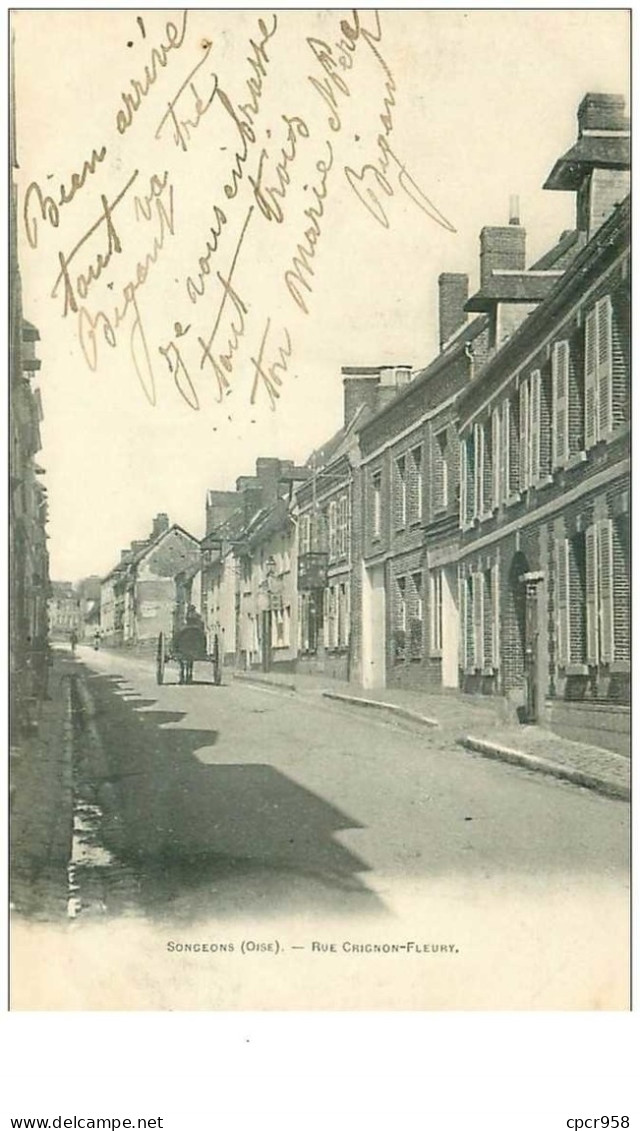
202,459 -> 309,672
100,514 -> 201,650
48,582 -> 81,639
296,365 -> 410,684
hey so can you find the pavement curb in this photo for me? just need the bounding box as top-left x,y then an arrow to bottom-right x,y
457,735 -> 630,801
233,672 -> 297,692
322,691 -> 439,729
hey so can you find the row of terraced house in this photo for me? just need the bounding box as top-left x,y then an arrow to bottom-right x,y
200,93 -> 630,755
100,92 -> 630,756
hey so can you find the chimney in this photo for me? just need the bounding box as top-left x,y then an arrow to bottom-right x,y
130,540 -> 147,556
255,457 -> 283,505
342,367 -> 382,428
151,512 -> 170,540
480,218 -> 526,289
438,273 -> 469,349
577,92 -> 628,135
544,93 -> 630,238
120,549 -> 133,565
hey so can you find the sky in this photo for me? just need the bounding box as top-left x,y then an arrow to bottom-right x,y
12,9 -> 630,582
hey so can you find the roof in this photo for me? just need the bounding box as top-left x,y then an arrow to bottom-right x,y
530,228 -> 585,270
465,272 -> 563,311
243,499 -> 291,549
358,314 -> 489,436
129,522 -> 198,566
201,505 -> 249,549
306,401 -> 369,471
458,194 -> 630,421
544,134 -> 630,191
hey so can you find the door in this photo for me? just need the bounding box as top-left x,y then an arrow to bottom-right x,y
522,573 -> 543,722
362,563 -> 386,689
261,609 -> 272,672
441,565 -> 459,688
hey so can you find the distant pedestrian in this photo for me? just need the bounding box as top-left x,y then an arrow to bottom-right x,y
70,629 -> 78,653
93,630 -> 101,651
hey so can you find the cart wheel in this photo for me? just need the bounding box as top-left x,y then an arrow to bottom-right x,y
156,632 -> 165,685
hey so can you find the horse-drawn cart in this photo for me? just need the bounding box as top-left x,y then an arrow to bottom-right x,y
156,620 -> 221,686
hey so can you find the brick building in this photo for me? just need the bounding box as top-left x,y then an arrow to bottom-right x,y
202,459 -> 309,672
357,312 -> 491,692
456,93 -> 630,753
100,514 -> 201,650
295,365 -> 409,683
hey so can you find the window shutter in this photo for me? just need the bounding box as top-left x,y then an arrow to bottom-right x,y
478,426 -> 485,515
472,572 -> 484,668
458,572 -> 467,669
596,296 -> 613,438
529,370 -> 541,485
551,343 -> 569,468
492,409 -> 501,508
329,501 -> 337,560
519,380 -> 529,490
491,561 -> 500,668
585,525 -> 599,665
597,518 -> 615,663
555,538 -> 570,666
584,308 -> 598,448
501,399 -> 510,502
460,440 -> 467,526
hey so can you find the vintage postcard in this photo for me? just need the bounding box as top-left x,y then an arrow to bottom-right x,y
9,9 -> 630,1010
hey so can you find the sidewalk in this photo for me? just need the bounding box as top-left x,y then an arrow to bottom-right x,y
234,668 -> 630,801
10,648 -> 76,919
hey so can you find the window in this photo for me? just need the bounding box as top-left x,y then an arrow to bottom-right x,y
491,409 -> 501,508
585,295 -> 613,447
519,379 -> 529,490
397,577 -> 407,631
460,434 -> 475,527
394,576 -> 407,661
473,423 -> 484,518
552,342 -> 570,468
328,500 -> 337,561
337,494 -> 348,558
299,514 -> 311,554
433,431 -> 448,513
396,456 -> 407,528
410,445 -> 423,522
586,520 -> 615,664
325,586 -> 338,648
372,471 -> 382,538
337,582 -> 350,647
410,571 -> 423,657
528,369 -> 541,485
430,570 -> 443,652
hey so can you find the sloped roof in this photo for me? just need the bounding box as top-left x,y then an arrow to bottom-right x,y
465,273 -> 561,310
544,134 -> 630,190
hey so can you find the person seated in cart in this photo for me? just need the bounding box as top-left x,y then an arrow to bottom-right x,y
177,605 -> 205,684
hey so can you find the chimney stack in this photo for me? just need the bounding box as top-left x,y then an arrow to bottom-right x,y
577,92 -> 628,136
342,367 -> 382,428
438,273 -> 469,349
151,513 -> 170,540
480,214 -> 526,290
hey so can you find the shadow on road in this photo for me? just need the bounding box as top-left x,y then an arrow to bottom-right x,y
75,669 -> 383,923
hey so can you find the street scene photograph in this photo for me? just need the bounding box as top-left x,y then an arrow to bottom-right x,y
8,9 -> 630,1010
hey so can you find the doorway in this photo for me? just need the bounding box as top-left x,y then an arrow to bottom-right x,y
362,563 -> 386,689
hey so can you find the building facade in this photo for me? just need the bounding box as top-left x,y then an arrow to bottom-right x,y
101,514 -> 201,651
456,93 -> 630,753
